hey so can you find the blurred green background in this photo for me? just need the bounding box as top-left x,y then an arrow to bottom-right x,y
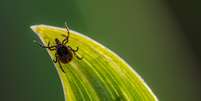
0,0 -> 200,101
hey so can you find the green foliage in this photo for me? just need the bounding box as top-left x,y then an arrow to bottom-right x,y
31,25 -> 158,101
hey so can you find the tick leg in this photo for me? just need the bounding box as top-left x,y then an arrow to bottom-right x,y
58,60 -> 65,73
53,55 -> 65,72
72,47 -> 79,52
53,53 -> 65,72
69,46 -> 83,60
62,22 -> 70,45
74,54 -> 83,60
34,40 -> 56,51
46,42 -> 56,51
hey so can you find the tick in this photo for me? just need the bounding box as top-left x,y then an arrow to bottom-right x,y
34,23 -> 83,73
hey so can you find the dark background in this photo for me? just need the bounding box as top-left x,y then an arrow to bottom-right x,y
0,0 -> 200,101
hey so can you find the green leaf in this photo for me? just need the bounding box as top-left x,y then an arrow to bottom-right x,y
31,24 -> 158,101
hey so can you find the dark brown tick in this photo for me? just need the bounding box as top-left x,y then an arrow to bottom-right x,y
34,23 -> 83,73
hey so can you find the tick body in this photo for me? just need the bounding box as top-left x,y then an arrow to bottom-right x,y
56,44 -> 73,63
35,23 -> 83,73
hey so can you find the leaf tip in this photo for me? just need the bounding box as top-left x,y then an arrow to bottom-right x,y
30,25 -> 38,33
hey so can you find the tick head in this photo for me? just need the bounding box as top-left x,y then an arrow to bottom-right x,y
55,38 -> 61,45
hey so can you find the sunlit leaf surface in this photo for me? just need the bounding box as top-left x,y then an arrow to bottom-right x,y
31,24 -> 158,101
